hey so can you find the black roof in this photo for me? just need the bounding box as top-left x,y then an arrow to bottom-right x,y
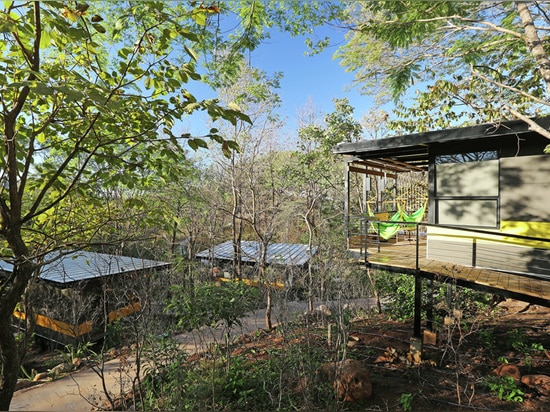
333,115 -> 550,170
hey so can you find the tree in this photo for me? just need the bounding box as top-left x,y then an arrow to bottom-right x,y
285,98 -> 360,311
0,2 -> 251,408
213,63 -> 284,329
336,1 -> 550,146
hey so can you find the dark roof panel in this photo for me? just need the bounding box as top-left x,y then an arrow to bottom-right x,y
333,115 -> 550,163
0,251 -> 170,285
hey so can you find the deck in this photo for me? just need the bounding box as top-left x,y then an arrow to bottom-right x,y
350,237 -> 550,307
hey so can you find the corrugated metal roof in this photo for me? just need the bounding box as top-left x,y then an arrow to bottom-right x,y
0,251 -> 170,285
196,241 -> 317,266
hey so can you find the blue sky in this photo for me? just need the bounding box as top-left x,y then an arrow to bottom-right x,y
179,27 -> 380,139
250,29 -> 376,126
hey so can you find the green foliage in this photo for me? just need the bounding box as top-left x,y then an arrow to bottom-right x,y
141,328 -> 337,411
61,341 -> 95,365
0,1 -> 252,250
483,375 -> 524,403
143,354 -> 274,410
141,335 -> 190,410
374,272 -> 493,321
19,365 -> 37,381
479,329 -> 498,354
398,392 -> 414,411
506,329 -> 546,369
374,272 -> 417,320
338,1 -> 550,131
105,319 -> 125,348
166,281 -> 260,331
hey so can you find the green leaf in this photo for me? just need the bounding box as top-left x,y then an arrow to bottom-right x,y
184,45 -> 198,61
32,82 -> 54,96
92,23 -> 106,33
188,138 -> 208,151
177,28 -> 199,42
54,85 -> 84,102
191,8 -> 207,26
0,19 -> 13,33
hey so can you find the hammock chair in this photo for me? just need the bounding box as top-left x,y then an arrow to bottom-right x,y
400,199 -> 428,230
367,201 -> 427,240
366,204 -> 402,240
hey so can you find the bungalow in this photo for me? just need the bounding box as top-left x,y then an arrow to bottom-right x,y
196,241 -> 317,289
2,250 -> 170,346
333,116 -> 550,336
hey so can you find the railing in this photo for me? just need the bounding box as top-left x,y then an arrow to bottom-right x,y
348,215 -> 550,280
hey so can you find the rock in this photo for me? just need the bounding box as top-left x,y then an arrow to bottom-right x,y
521,374 -> 550,396
15,379 -> 33,391
315,304 -> 332,316
317,359 -> 372,402
493,364 -> 521,382
50,363 -> 70,377
33,372 -> 49,382
497,299 -> 531,313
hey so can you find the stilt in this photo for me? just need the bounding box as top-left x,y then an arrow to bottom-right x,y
426,279 -> 433,331
413,273 -> 422,338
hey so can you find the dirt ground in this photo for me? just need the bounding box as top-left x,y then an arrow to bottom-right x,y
220,299 -> 550,411
18,299 -> 550,411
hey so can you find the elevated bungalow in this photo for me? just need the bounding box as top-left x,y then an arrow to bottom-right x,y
3,251 -> 170,345
333,116 -> 550,337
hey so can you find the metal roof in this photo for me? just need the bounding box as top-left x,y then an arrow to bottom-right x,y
333,115 -> 550,168
0,251 -> 170,285
196,241 -> 317,267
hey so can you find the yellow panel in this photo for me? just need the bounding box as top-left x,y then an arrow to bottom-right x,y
428,222 -> 550,249
499,221 -> 550,249
14,310 -> 92,337
108,301 -> 142,322
217,276 -> 285,290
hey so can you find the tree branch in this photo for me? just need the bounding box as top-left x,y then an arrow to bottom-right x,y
471,65 -> 550,108
504,105 -> 550,141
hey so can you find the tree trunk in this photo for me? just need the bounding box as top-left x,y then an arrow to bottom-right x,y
0,256 -> 35,409
0,316 -> 20,411
259,245 -> 272,330
265,287 -> 272,330
516,1 -> 550,94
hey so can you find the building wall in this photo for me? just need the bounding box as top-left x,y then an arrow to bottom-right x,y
501,155 -> 550,224
428,153 -> 550,278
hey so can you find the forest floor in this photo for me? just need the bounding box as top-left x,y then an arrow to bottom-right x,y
17,299 -> 550,411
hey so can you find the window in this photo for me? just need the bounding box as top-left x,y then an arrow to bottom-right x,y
435,151 -> 499,228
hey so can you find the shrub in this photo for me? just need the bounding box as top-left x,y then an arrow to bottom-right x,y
165,281 -> 261,331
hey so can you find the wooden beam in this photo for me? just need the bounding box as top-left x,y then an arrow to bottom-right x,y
349,166 -> 397,179
381,157 -> 426,172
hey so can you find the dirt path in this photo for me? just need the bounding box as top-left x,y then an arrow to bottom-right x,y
10,299 -> 375,411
